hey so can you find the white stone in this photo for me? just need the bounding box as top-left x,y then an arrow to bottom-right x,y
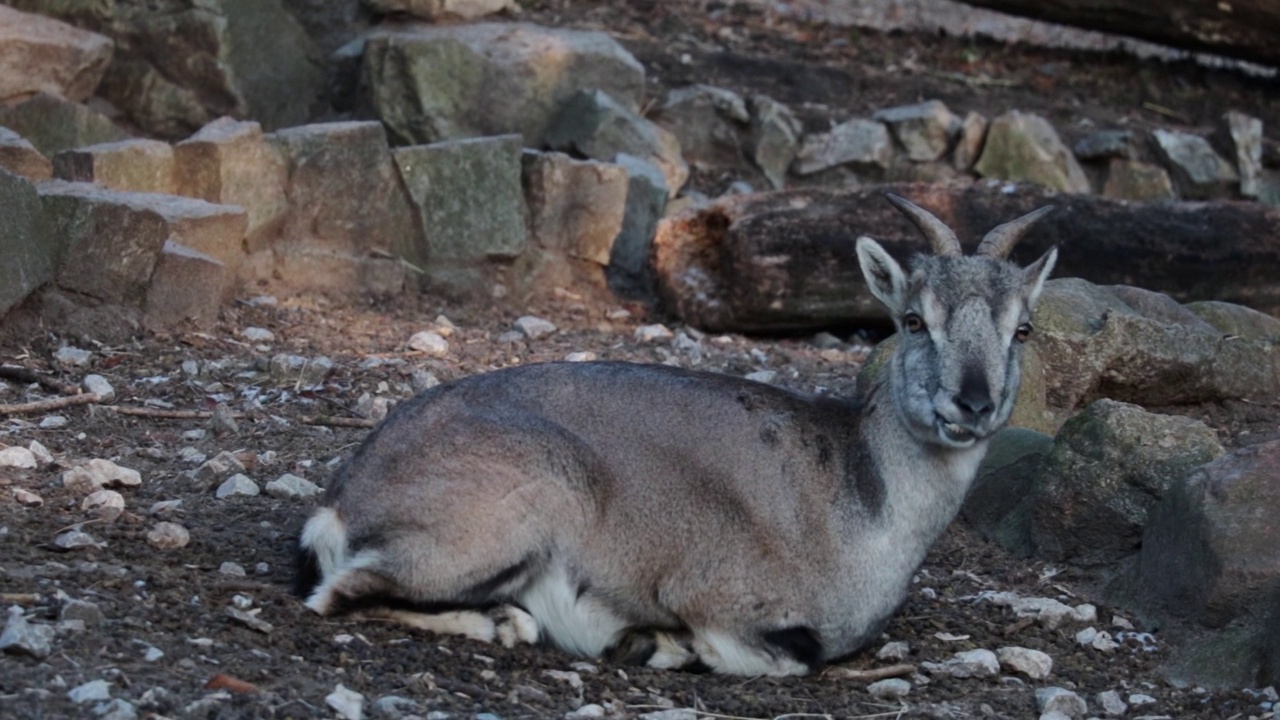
13,488 -> 43,506
924,648 -> 999,678
407,331 -> 449,357
81,489 -> 125,518
565,351 -> 597,362
265,473 -> 322,499
62,459 -> 141,494
83,374 -> 114,401
143,646 -> 165,662
0,445 -> 37,468
566,703 -> 607,719
867,678 -> 911,700
53,528 -> 103,550
145,520 -> 189,548
28,440 -> 53,465
242,327 -> 275,342
215,474 -> 259,499
1096,689 -> 1127,716
39,415 -> 68,429
997,646 -> 1053,679
55,346 -> 93,366
1128,693 -> 1156,706
635,324 -> 674,342
219,562 -> 246,576
515,315 -> 558,340
0,605 -> 54,659
1036,687 -> 1087,718
94,698 -> 137,720
638,710 -> 697,720
68,679 -> 111,703
1074,627 -> 1119,652
411,370 -> 440,392
876,640 -> 910,661
745,370 -> 777,384
326,683 -> 365,720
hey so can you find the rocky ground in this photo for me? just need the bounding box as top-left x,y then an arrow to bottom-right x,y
2,2 -> 1280,719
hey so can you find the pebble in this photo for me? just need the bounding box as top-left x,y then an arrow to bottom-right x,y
216,474 -> 260,499
1096,689 -> 1127,716
94,698 -> 137,720
194,451 -> 247,482
53,528 -> 104,550
13,488 -> 43,506
254,562 -> 270,576
39,415 -> 68,429
146,522 -> 190,550
515,315 -> 558,340
745,370 -> 778,384
231,594 -> 253,610
981,592 -> 1094,629
544,669 -> 584,691
1036,687 -> 1087,718
410,370 -> 440,392
566,704 -> 607,719
267,354 -> 334,385
181,429 -> 206,442
326,683 -> 365,720
1075,626 -> 1119,652
55,346 -> 93,367
28,440 -> 53,465
635,324 -> 674,343
225,606 -> 273,634
0,605 -> 54,659
0,445 -> 37,468
867,678 -> 911,700
407,331 -> 449,357
876,640 -> 910,661
219,562 -> 247,577
1128,693 -> 1156,706
373,695 -> 421,718
62,459 -> 142,494
997,646 -> 1053,679
60,599 -> 104,626
83,374 -> 115,401
638,710 -> 696,720
924,648 -> 1000,678
265,473 -> 322,499
68,679 -> 112,703
209,403 -> 239,435
82,489 -> 125,520
242,327 -> 275,342
143,646 -> 165,662
565,351 -> 597,362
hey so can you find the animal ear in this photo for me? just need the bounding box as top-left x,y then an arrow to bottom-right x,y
1021,245 -> 1058,309
856,236 -> 907,314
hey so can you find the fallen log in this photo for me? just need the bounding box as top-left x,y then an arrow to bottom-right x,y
651,182 -> 1280,333
951,0 -> 1280,69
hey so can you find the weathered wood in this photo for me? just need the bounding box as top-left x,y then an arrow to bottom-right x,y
652,182 -> 1280,333
952,0 -> 1280,68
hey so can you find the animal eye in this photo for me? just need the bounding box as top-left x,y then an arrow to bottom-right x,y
904,313 -> 925,333
1015,323 -> 1033,342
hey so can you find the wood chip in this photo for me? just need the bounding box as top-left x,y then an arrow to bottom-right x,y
204,673 -> 261,694
825,663 -> 916,682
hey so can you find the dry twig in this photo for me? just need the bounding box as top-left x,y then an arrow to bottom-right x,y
823,663 -> 916,682
0,393 -> 103,416
299,415 -> 377,429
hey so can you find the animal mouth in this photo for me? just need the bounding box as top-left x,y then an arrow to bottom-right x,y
936,415 -> 977,445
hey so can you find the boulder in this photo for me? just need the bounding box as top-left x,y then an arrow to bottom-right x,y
392,135 -> 527,294
962,427 -> 1055,557
792,118 -> 891,176
522,150 -> 628,285
0,169 -> 56,315
746,94 -> 802,189
1185,300 -> 1280,341
0,5 -> 112,103
0,127 -> 52,181
952,110 -> 988,172
547,89 -> 688,198
1072,130 -> 1140,161
1100,159 -> 1176,202
174,117 -> 289,252
0,92 -> 128,157
608,154 -> 668,299
52,138 -> 175,194
268,121 -> 419,295
1028,399 -> 1224,566
363,0 -> 515,20
1153,129 -> 1238,200
1225,111 -> 1263,199
8,0 -> 326,137
358,22 -> 645,147
873,100 -> 961,162
143,241 -> 226,330
652,84 -> 749,171
975,110 -> 1090,194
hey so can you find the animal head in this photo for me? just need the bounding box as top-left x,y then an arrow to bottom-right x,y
856,194 -> 1057,449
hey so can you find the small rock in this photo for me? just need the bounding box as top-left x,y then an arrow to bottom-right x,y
13,488 -> 43,507
635,324 -> 674,343
225,606 -> 273,634
514,316 -> 557,340
543,669 -> 584,691
149,499 -> 183,517
28,440 -> 53,465
231,594 -> 253,610
925,648 -> 1000,678
1036,687 -> 1088,718
40,415 -> 68,429
407,331 -> 449,357
55,346 -> 93,367
566,703 -> 606,719
1096,690 -> 1127,716
1074,627 -> 1119,652
146,522 -> 190,550
241,327 -> 275,342
181,429 -> 206,442
997,646 -> 1053,679
219,562 -> 246,576
1128,693 -> 1156,706
94,698 -> 137,720
83,374 -> 114,401
867,678 -> 911,700
209,403 -> 239,435
745,370 -> 777,384
60,599 -> 104,626
68,679 -> 112,704
565,351 -> 597,362
62,459 -> 142,494
254,562 -> 270,576
82,489 -> 125,520
215,474 -> 259,499
373,695 -> 421,718
876,640 -> 910,661
410,370 -> 440,393
265,473 -> 322,499
267,354 -> 333,385
194,451 -> 247,482
53,528 -> 104,550
326,683 -> 365,720
143,646 -> 165,662
0,446 -> 37,468
0,605 -> 54,659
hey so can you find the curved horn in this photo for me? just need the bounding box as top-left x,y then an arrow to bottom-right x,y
975,205 -> 1054,259
885,194 -> 961,256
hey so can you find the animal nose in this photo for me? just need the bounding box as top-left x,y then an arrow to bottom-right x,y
954,366 -> 994,419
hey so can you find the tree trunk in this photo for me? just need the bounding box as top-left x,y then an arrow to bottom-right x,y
652,182 -> 1280,333
952,0 -> 1280,68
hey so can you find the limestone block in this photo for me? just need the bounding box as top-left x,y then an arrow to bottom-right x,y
144,241 -> 226,330
0,5 -> 112,103
522,150 -> 627,266
53,138 -> 175,194
0,126 -> 52,181
1153,129 -> 1238,200
1101,159 -> 1175,202
0,92 -> 128,157
792,118 -> 892,176
0,169 -> 57,314
747,94 -> 801,189
873,99 -> 961,162
975,110 -> 1091,194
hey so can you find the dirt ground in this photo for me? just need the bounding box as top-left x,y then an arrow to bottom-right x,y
3,2 -> 1280,719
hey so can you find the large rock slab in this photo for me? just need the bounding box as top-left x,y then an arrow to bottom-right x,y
1153,129 -> 1239,200
268,121 -> 418,294
747,94 -> 802,189
175,117 -> 288,252
547,89 -> 688,198
652,84 -> 749,173
1028,399 -> 1224,566
975,111 -> 1090,194
52,138 -> 175,194
792,117 -> 892,176
0,92 -> 128,156
358,22 -> 645,147
0,5 -> 112,103
873,99 -> 961,162
522,149 -> 627,283
608,154 -> 669,298
144,241 -> 227,330
393,135 -> 527,294
0,127 -> 52,181
0,169 -> 56,315
650,183 -> 1280,332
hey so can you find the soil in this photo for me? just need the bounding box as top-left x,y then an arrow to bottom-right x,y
2,2 -> 1280,719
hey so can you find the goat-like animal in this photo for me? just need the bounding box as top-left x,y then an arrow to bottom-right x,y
295,195 -> 1057,676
